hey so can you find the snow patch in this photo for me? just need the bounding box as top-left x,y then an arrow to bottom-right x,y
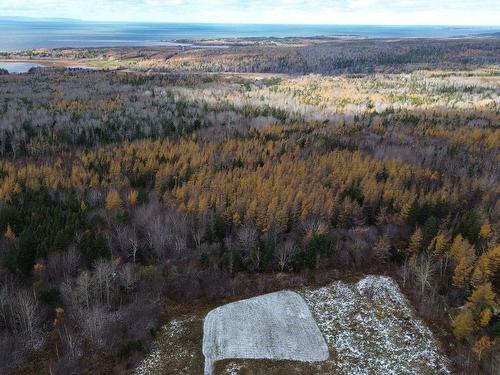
301,275 -> 450,375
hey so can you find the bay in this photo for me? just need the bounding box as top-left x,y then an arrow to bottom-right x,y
0,19 -> 498,51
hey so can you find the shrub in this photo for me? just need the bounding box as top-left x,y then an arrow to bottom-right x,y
116,340 -> 143,358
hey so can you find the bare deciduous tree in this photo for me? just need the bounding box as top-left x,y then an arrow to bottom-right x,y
94,260 -> 116,308
80,305 -> 106,347
276,240 -> 298,272
128,227 -> 139,264
16,289 -> 40,348
237,224 -> 260,270
413,254 -> 435,295
120,264 -> 137,296
48,246 -> 81,282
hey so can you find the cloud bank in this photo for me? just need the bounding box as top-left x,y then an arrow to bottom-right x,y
0,0 -> 498,25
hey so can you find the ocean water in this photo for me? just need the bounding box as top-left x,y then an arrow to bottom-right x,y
0,19 -> 498,51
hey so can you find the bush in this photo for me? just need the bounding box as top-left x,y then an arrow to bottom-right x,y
35,281 -> 60,305
200,253 -> 210,269
116,340 -> 143,358
79,230 -> 109,265
294,233 -> 330,269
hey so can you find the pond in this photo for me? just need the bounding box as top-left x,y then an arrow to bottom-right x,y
0,62 -> 46,73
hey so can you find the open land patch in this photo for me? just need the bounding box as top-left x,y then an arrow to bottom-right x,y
137,276 -> 450,375
203,291 -> 328,375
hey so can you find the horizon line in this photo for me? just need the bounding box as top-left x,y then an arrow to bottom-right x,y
1,16 -> 499,28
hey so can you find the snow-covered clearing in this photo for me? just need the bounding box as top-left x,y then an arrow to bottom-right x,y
203,290 -> 329,375
136,275 -> 450,375
301,275 -> 450,375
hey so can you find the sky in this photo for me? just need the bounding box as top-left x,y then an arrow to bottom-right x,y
0,0 -> 499,25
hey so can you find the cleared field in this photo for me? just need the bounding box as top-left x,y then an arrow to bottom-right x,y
136,276 -> 450,375
301,276 -> 450,375
203,291 -> 329,375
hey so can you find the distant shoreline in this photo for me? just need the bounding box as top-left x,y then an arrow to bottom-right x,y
1,21 -> 499,52
1,33 -> 498,54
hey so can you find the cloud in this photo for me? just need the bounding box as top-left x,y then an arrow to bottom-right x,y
348,0 -> 377,9
0,0 -> 498,25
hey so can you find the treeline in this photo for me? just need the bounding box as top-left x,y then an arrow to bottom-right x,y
2,36 -> 499,75
157,37 -> 500,75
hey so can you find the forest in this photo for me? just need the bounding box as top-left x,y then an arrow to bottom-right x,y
1,36 -> 499,74
0,37 -> 499,374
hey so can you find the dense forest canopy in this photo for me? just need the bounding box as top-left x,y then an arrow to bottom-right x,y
0,36 -> 499,374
